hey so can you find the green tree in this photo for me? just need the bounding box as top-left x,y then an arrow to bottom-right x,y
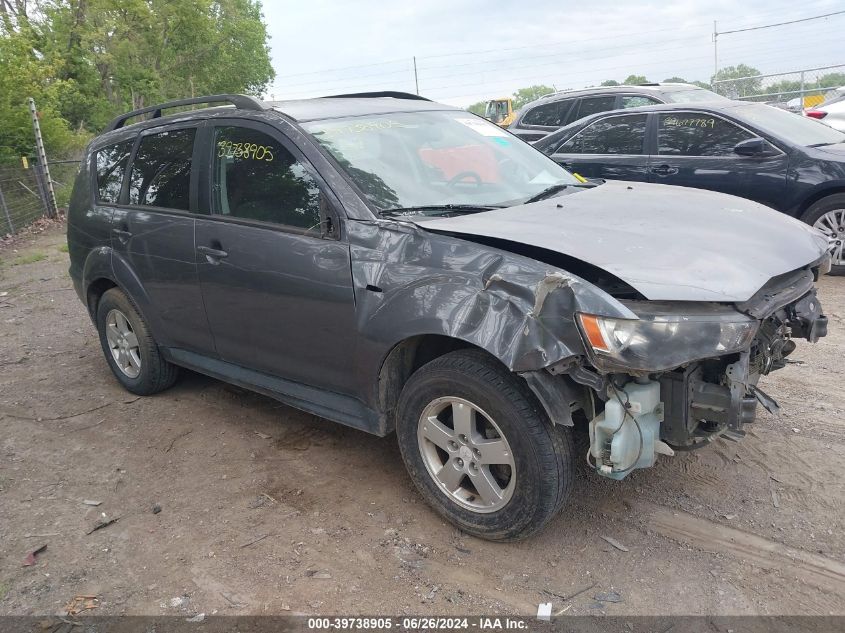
0,19 -> 84,163
663,76 -> 687,83
511,84 -> 554,109
711,64 -> 762,98
0,0 -> 275,162
466,101 -> 486,116
623,74 -> 648,85
600,79 -> 619,86
817,72 -> 845,89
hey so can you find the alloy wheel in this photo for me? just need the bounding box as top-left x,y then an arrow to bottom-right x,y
813,208 -> 845,266
417,396 -> 516,513
105,309 -> 141,378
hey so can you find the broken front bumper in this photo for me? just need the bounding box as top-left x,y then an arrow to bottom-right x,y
659,287 -> 827,449
584,286 -> 827,478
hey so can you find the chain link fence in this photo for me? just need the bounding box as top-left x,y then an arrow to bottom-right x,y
0,158 -> 80,237
712,64 -> 845,111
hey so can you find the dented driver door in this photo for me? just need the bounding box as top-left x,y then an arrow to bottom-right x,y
193,120 -> 358,395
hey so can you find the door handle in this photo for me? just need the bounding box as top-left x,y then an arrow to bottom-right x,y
650,164 -> 679,176
112,228 -> 132,243
197,245 -> 229,262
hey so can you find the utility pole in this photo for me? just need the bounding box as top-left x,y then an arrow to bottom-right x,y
712,20 -> 718,79
413,56 -> 419,95
28,98 -> 58,218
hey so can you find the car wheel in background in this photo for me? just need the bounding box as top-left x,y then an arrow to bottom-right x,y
802,194 -> 845,275
395,349 -> 574,541
95,288 -> 179,395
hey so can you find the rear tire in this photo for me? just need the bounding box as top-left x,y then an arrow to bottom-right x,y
395,349 -> 574,541
95,288 -> 178,395
801,194 -> 845,275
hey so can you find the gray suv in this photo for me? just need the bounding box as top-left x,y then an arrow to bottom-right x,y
68,93 -> 829,541
509,83 -> 728,143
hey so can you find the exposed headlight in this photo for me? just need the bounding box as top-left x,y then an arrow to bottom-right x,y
577,303 -> 758,373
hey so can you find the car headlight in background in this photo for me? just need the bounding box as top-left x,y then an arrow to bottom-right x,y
577,302 -> 758,373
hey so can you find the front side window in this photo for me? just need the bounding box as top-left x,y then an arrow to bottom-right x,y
95,140 -> 133,203
576,96 -> 618,118
658,113 -> 754,156
559,114 -> 648,154
128,128 -> 195,210
212,126 -> 322,232
303,111 -> 578,211
522,99 -> 572,127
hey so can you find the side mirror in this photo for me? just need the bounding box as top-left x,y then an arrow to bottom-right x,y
734,137 -> 777,157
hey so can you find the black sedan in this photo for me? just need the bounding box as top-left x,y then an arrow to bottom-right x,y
533,101 -> 845,271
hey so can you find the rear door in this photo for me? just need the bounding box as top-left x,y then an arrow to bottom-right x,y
548,113 -> 650,181
648,111 -> 788,206
511,98 -> 576,142
111,123 -> 215,353
570,95 -> 618,122
193,119 -> 357,395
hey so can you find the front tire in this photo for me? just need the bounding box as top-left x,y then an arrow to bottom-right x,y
802,194 -> 845,275
395,349 -> 574,541
95,288 -> 178,395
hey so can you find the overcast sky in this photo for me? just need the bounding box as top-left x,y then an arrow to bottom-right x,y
262,0 -> 844,107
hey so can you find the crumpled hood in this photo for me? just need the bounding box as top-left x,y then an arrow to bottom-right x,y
417,181 -> 829,302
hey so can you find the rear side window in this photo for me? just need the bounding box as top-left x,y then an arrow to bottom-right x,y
621,95 -> 660,108
576,96 -> 618,118
558,114 -> 648,154
522,99 -> 574,127
128,128 -> 195,210
95,140 -> 133,203
212,126 -> 322,232
658,113 -> 754,156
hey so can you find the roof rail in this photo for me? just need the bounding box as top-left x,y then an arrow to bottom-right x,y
323,91 -> 431,101
103,94 -> 268,133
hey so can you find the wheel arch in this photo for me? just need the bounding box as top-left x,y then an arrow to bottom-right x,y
82,248 -> 165,342
374,333 -> 586,435
86,277 -> 118,318
376,334 -> 481,434
795,184 -> 845,221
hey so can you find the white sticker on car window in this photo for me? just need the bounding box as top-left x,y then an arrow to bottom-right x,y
455,118 -> 510,137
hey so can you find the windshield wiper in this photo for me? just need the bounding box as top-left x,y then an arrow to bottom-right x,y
808,142 -> 839,147
523,181 -> 597,204
381,204 -> 500,218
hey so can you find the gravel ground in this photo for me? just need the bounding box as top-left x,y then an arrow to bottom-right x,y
1,223 -> 843,617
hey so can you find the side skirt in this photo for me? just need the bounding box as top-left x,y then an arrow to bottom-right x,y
163,348 -> 387,437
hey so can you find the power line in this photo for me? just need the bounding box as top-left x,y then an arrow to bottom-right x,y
718,9 -> 845,35
275,30 -> 843,101
269,22 -> 713,88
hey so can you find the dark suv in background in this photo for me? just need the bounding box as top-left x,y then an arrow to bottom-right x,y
508,83 -> 727,143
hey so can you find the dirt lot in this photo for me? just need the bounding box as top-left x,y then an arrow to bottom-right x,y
1,223 -> 844,618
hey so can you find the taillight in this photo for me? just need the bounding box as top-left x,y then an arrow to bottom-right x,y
806,110 -> 828,119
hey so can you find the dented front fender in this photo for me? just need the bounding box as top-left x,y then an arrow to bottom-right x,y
348,219 -> 635,402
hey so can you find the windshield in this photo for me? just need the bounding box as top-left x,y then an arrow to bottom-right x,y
484,100 -> 508,122
663,88 -> 729,103
738,103 -> 845,146
303,110 -> 579,212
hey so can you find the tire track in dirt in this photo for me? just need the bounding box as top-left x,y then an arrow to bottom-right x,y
635,501 -> 845,594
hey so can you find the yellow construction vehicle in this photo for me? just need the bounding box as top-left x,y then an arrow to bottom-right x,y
484,98 -> 516,128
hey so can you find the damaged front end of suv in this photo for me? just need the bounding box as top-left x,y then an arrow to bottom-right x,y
569,268 -> 827,479
409,184 -> 831,481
